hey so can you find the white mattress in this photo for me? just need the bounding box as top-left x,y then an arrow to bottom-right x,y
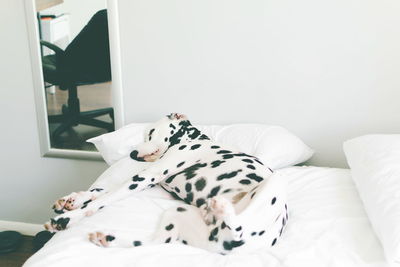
23,166 -> 388,267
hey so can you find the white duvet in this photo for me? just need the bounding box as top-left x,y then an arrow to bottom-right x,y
24,166 -> 388,267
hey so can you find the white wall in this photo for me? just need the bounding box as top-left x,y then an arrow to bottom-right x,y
117,0 -> 400,168
0,0 -> 108,224
41,0 -> 107,39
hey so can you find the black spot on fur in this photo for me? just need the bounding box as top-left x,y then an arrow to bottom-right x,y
211,145 -> 220,149
182,240 -> 188,245
165,163 -> 208,183
188,128 -> 202,140
211,160 -> 226,168
165,224 -> 174,231
164,137 -> 168,142
217,150 -> 231,154
151,178 -> 155,182
259,230 -> 265,236
223,240 -> 245,251
209,227 -> 219,241
235,226 -> 242,231
208,186 -> 221,198
271,238 -> 277,246
247,164 -> 256,170
165,237 -> 171,243
222,154 -> 234,159
105,235 -> 115,242
251,232 -> 257,236
133,240 -> 142,246
221,221 -> 227,229
183,163 -> 207,180
83,199 -> 92,205
177,161 -> 185,167
178,145 -> 187,150
129,184 -> 138,190
254,158 -> 264,165
196,198 -> 206,207
174,187 -> 180,193
185,183 -> 192,192
242,159 -> 253,163
271,197 -> 277,205
99,206 -> 105,210
222,189 -> 232,194
194,178 -> 206,191
177,207 -> 186,212
199,134 -> 209,140
251,192 -> 256,199
239,179 -> 251,185
148,128 -> 155,140
217,170 -> 242,181
132,175 -> 145,182
163,169 -> 169,175
169,123 -> 176,129
184,192 -> 194,203
246,173 -> 264,182
190,144 -> 201,150
89,188 -> 103,192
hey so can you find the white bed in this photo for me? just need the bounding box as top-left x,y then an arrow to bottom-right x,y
23,166 -> 388,267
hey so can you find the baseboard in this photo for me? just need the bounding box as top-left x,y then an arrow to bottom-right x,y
0,220 -> 43,236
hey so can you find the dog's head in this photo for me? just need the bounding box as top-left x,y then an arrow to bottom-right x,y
130,113 -> 209,162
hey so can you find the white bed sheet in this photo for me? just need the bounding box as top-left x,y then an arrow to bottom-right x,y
23,166 -> 388,267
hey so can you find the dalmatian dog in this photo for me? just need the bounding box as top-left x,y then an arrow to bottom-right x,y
45,113 -> 288,254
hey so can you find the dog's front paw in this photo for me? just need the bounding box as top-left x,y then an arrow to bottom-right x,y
88,232 -> 115,247
52,193 -> 80,214
52,192 -> 96,214
44,217 -> 70,232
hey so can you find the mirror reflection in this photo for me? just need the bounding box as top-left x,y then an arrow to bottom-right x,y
36,0 -> 114,151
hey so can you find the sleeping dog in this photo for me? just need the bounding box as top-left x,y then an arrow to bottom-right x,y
45,113 -> 288,254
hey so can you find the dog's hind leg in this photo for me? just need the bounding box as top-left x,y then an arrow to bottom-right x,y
88,204 -> 208,249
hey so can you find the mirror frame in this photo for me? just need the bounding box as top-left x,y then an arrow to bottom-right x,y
24,0 -> 125,160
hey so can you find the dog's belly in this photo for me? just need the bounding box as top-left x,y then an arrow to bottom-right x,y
160,156 -> 272,208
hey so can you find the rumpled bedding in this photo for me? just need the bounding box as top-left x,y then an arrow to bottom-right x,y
23,166 -> 388,267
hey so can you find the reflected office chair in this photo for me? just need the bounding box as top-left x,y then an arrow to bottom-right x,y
40,9 -> 114,141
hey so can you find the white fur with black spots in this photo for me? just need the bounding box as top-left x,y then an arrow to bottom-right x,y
45,113 -> 288,254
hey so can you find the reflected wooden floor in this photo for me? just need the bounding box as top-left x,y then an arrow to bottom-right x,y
0,235 -> 34,267
46,82 -> 113,151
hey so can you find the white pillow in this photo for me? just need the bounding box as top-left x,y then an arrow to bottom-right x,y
344,135 -> 400,266
88,123 -> 313,170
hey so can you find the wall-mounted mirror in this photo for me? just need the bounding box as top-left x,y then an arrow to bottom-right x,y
25,0 -> 124,160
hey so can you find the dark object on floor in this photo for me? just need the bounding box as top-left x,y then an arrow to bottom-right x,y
40,9 -> 114,142
0,231 -> 22,255
32,231 -> 55,252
